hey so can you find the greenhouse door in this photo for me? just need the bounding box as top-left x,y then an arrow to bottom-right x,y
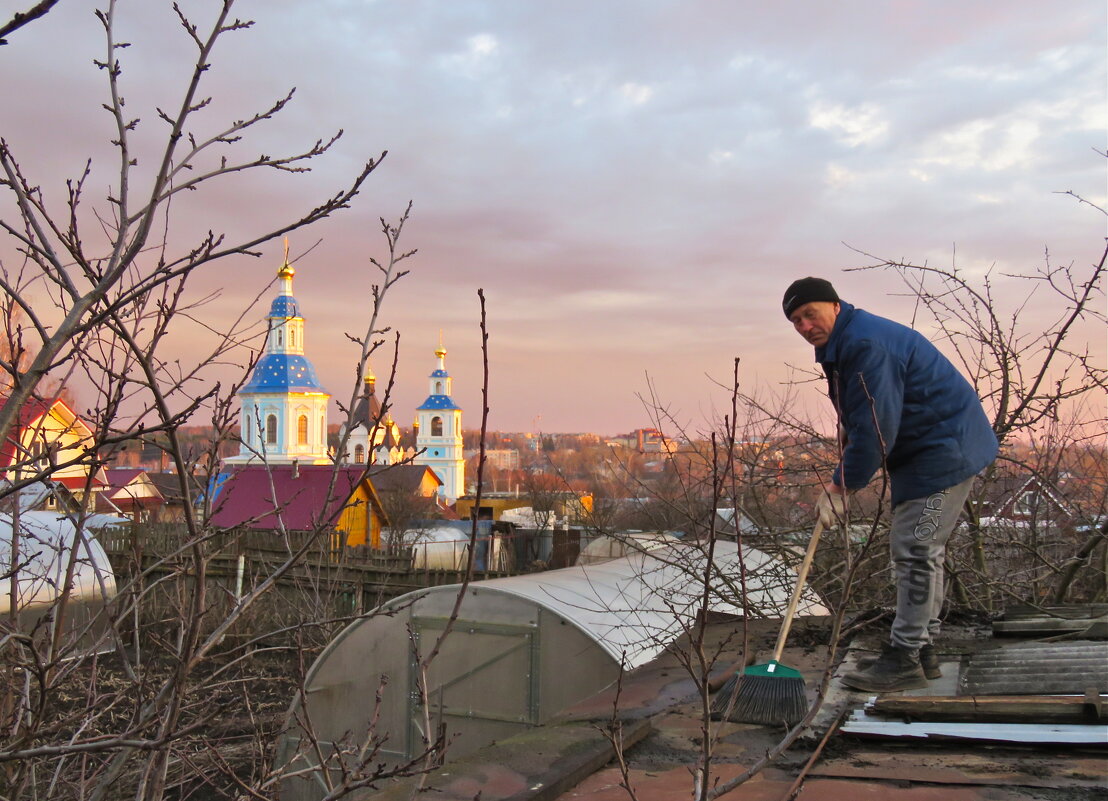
408,617 -> 540,760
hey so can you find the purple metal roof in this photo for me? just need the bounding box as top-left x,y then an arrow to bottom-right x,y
208,464 -> 371,531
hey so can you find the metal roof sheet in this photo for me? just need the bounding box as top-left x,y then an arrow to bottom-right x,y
207,465 -> 371,531
961,641 -> 1108,695
841,707 -> 1108,745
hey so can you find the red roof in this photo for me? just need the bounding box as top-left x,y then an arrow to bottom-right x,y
55,474 -> 107,490
208,464 -> 379,532
104,468 -> 146,488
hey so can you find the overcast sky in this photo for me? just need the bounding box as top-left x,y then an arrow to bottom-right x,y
3,1 -> 1105,435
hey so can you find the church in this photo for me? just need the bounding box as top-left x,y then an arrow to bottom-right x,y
224,250 -> 466,505
224,254 -> 331,466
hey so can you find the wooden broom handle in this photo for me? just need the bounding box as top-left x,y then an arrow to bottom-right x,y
771,521 -> 824,663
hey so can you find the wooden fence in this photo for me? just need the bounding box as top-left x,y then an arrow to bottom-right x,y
98,523 -> 515,645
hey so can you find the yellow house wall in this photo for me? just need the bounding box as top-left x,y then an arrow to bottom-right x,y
418,472 -> 442,497
337,485 -> 381,549
18,407 -> 92,481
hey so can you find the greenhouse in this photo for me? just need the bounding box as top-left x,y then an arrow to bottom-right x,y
0,510 -> 118,655
277,539 -> 827,800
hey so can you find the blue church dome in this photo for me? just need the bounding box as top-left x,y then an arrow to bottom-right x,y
417,394 -> 460,410
430,369 -> 449,378
241,353 -> 327,393
269,295 -> 301,318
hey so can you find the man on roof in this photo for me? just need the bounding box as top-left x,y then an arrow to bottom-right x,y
783,277 -> 998,692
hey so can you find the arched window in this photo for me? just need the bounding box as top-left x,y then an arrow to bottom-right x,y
290,328 -> 297,348
266,415 -> 278,444
277,328 -> 283,347
435,381 -> 443,394
354,444 -> 364,463
297,415 -> 309,445
431,416 -> 443,436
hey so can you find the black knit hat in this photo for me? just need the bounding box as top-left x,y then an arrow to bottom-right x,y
782,277 -> 840,318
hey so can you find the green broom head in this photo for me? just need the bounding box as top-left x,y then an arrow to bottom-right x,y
714,660 -> 809,726
743,660 -> 803,680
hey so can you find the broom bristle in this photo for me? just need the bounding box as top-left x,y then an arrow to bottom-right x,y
709,671 -> 741,718
710,662 -> 808,726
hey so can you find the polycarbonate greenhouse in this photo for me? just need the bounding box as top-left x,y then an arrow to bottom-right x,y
276,540 -> 827,800
0,510 -> 118,654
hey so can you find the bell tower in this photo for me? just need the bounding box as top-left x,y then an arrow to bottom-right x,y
413,337 -> 465,502
227,243 -> 331,465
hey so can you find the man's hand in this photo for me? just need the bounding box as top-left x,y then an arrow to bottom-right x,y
816,482 -> 847,528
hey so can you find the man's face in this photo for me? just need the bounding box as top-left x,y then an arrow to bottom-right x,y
789,301 -> 840,347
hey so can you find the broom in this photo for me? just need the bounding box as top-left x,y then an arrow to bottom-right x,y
711,521 -> 825,726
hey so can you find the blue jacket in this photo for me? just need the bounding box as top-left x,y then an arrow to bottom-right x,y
816,302 -> 998,505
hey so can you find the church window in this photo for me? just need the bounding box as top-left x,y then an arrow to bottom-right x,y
431,416 -> 443,436
290,328 -> 297,348
354,444 -> 364,463
266,415 -> 278,444
320,415 -> 325,443
298,415 -> 309,445
277,328 -> 283,347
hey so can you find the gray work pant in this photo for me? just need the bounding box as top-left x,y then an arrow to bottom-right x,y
889,476 -> 976,652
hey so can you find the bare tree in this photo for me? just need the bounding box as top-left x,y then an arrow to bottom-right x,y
0,3 -> 461,799
846,222 -> 1107,608
0,0 -> 61,45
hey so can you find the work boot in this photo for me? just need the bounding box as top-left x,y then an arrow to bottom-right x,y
919,644 -> 941,680
842,644 -> 927,692
857,643 -> 941,680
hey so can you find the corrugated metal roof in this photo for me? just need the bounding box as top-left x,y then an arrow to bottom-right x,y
961,641 -> 1108,695
992,603 -> 1108,636
208,464 -> 370,531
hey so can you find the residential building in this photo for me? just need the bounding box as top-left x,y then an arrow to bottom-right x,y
208,464 -> 387,548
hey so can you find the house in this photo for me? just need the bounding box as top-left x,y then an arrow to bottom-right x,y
367,463 -> 443,498
0,478 -> 81,516
145,472 -> 205,523
978,472 -> 1078,532
207,464 -> 388,548
101,469 -> 165,523
0,396 -> 107,507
